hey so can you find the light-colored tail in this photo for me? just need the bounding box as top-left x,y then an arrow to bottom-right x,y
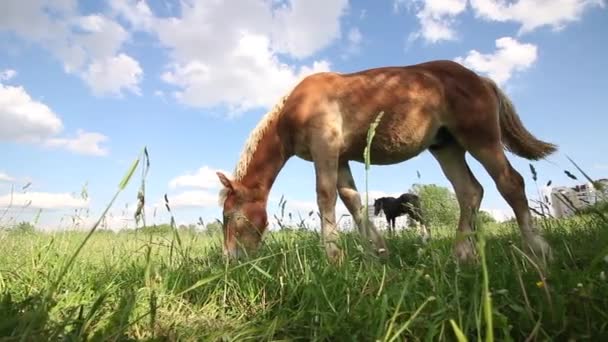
482,76 -> 558,160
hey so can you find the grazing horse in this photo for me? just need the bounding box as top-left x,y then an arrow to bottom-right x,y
216,59 -> 556,266
373,193 -> 427,237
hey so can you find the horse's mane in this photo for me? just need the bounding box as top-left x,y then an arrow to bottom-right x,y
218,92 -> 291,206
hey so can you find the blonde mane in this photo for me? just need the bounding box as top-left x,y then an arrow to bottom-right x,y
218,92 -> 291,206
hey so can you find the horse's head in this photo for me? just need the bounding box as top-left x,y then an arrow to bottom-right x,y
216,172 -> 268,259
373,198 -> 383,216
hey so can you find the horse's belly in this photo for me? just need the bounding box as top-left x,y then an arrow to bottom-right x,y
344,119 -> 439,164
344,144 -> 426,165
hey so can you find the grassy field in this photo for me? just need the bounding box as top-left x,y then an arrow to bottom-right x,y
1,210 -> 608,341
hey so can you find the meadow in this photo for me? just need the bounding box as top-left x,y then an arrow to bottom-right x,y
1,204 -> 608,341
2,136 -> 608,341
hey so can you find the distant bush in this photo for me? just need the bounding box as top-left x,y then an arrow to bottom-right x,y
477,210 -> 497,225
12,221 -> 36,233
204,221 -> 222,235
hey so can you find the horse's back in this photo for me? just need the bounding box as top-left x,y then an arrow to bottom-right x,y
281,60 -> 492,164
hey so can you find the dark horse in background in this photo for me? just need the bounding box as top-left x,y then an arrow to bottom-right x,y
374,193 -> 428,238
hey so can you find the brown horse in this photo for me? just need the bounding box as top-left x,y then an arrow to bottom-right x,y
216,59 -> 556,266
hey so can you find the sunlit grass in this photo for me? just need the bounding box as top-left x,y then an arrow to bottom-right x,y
1,215 -> 607,340
1,134 -> 608,340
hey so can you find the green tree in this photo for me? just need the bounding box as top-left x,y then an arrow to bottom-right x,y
409,183 -> 459,228
477,210 -> 497,225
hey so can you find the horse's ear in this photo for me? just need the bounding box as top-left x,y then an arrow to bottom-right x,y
216,172 -> 234,191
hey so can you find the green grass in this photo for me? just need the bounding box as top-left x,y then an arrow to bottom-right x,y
1,214 -> 608,341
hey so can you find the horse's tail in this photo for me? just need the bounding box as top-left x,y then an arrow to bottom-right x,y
482,76 -> 557,160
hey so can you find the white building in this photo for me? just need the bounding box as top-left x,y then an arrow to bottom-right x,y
549,179 -> 608,218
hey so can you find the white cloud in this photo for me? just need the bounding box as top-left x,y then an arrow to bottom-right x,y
398,0 -> 468,43
112,0 -> 344,113
271,0 -> 349,58
0,83 -> 63,143
470,0 -> 606,34
166,164 -> 239,208
454,36 -> 537,85
0,69 -> 17,81
161,34 -> 331,112
169,166 -> 228,190
109,0 -> 155,31
397,0 -> 604,45
166,190 -> 219,209
0,80 -> 108,155
0,172 -> 15,183
0,0 -> 142,97
44,129 -> 109,156
0,191 -> 89,210
81,53 -> 143,97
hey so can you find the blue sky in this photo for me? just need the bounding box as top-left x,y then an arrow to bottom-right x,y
1,0 -> 607,230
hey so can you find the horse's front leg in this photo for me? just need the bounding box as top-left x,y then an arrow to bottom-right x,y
312,152 -> 343,264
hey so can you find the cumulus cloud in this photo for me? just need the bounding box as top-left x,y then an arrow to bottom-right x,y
0,83 -> 63,143
169,166 -> 228,190
44,129 -> 109,156
396,0 -> 604,44
455,36 -> 537,85
271,0 -> 349,58
0,191 -> 89,210
111,0 -> 346,113
469,0 -> 606,34
165,165 -> 233,209
166,190 -> 219,209
160,34 -> 331,112
0,79 -> 108,156
0,0 -> 142,97
81,53 -> 143,97
396,0 -> 468,43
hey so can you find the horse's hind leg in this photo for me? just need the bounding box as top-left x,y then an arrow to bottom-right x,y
468,144 -> 552,265
430,143 -> 484,262
337,161 -> 388,255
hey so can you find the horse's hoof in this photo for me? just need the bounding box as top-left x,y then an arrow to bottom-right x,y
377,247 -> 389,259
523,234 -> 553,270
325,242 -> 344,265
454,239 -> 477,264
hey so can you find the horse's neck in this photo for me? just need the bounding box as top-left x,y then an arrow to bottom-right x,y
238,123 -> 289,202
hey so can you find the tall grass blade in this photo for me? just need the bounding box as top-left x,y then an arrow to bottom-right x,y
363,111 -> 384,235
449,319 -> 469,342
